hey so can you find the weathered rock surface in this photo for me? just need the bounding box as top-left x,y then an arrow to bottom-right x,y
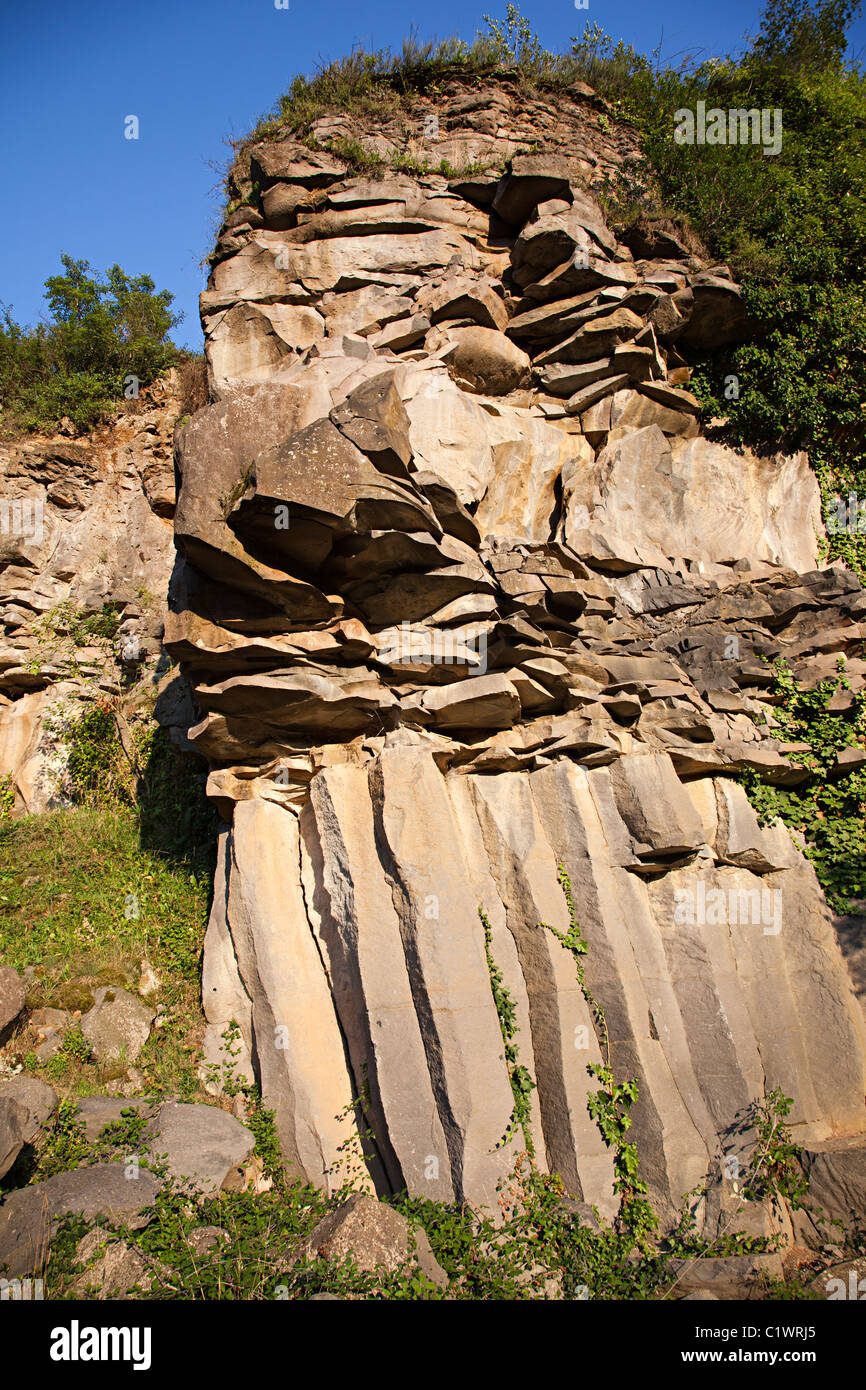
0,1076 -> 57,1142
70,1229 -> 169,1299
297,1192 -> 447,1287
80,987 -> 155,1064
0,967 -> 25,1038
143,1101 -> 254,1192
167,102 -> 866,1228
0,1097 -> 29,1179
0,1164 -> 162,1278
5,76 -> 865,1245
0,372 -> 182,813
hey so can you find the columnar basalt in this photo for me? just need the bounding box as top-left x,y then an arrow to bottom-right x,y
171,78 -> 866,1230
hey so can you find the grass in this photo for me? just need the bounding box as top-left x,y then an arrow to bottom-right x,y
0,804 -> 211,1100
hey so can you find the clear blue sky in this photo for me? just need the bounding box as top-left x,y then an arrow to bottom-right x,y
1,0 -> 863,349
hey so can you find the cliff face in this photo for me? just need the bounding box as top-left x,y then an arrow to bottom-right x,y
169,79 -> 866,1229
0,375 -> 182,814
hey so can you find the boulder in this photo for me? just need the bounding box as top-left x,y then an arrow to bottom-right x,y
0,966 -> 25,1038
799,1138 -> 866,1226
417,275 -> 508,331
418,673 -> 521,729
143,1102 -> 254,1193
0,1164 -> 162,1278
298,1193 -> 447,1287
74,1096 -> 155,1143
0,1098 -> 28,1180
70,1230 -> 167,1299
667,1254 -> 782,1298
441,327 -> 531,395
676,276 -> 754,350
80,988 -> 155,1064
0,1077 -> 57,1143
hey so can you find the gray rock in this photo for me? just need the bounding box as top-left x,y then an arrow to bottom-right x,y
441,326 -> 531,395
299,1193 -> 447,1288
0,1098 -> 29,1180
80,988 -> 155,1064
74,1096 -> 155,1143
0,966 -> 25,1037
799,1138 -> 866,1226
144,1102 -> 254,1192
186,1225 -> 229,1256
0,1077 -> 57,1143
0,1164 -> 162,1278
70,1230 -> 167,1299
668,1254 -> 782,1297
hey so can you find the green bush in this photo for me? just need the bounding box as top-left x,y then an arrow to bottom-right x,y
738,659 -> 866,910
0,255 -> 182,436
64,701 -> 125,804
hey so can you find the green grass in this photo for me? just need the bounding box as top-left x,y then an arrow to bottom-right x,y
0,804 -> 211,1098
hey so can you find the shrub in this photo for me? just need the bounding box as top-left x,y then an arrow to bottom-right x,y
0,255 -> 182,436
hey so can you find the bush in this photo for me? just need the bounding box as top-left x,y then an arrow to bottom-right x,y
0,255 -> 182,436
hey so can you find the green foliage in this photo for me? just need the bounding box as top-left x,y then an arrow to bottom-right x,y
30,1099 -> 91,1180
137,727 -> 218,880
0,254 -> 182,435
235,7 -> 591,160
244,1098 -> 283,1182
586,1066 -> 659,1247
572,3 -> 866,579
539,865 -> 658,1245
73,602 -> 122,644
737,659 -> 866,910
64,700 -> 125,804
739,1087 -> 811,1211
0,805 -> 211,1095
752,0 -> 861,69
479,907 -> 536,1153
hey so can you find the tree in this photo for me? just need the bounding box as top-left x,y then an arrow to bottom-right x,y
751,0 -> 863,69
0,255 -> 183,435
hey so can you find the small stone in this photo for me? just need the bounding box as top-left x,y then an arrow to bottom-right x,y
80,987 -> 155,1064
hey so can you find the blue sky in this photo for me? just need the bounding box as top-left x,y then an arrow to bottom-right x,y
1,0 -> 864,348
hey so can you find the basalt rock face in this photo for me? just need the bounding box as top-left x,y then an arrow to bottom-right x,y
173,81 -> 866,1228
0,374 -> 183,813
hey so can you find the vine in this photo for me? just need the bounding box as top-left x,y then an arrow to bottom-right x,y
478,907 -> 537,1155
540,865 -> 658,1247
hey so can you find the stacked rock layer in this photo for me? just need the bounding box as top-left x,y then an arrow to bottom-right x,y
171,79 -> 866,1229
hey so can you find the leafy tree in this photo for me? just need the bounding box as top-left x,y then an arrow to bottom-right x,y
751,0 -> 863,69
0,255 -> 182,435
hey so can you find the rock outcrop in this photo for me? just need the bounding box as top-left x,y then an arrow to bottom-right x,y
166,79 -> 866,1232
3,75 -> 863,1245
0,373 -> 183,814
